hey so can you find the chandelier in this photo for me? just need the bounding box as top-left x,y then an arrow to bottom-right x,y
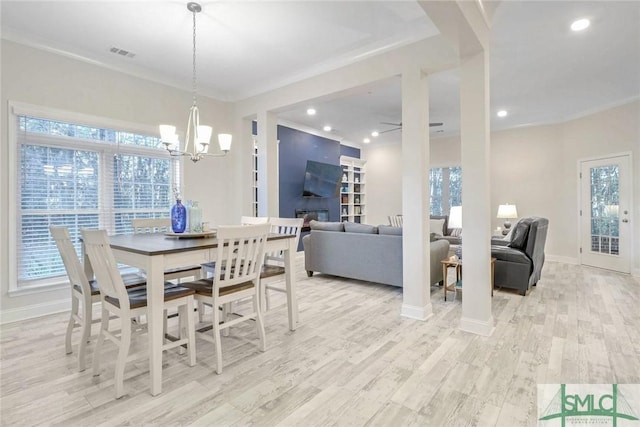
160,2 -> 232,163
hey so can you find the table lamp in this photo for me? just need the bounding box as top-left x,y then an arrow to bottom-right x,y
448,206 -> 462,229
497,204 -> 518,236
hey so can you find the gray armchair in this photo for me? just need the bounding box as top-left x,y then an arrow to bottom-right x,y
491,217 -> 548,295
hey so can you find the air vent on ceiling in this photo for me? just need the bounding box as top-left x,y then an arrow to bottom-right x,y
109,46 -> 136,58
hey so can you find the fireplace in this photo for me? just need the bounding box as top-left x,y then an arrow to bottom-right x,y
295,209 -> 329,231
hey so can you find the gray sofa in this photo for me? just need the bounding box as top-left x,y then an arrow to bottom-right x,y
491,216 -> 549,295
303,221 -> 450,288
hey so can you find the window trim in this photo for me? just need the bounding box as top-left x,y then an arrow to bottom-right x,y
8,101 -> 182,294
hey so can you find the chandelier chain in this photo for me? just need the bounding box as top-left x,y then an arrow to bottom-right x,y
192,5 -> 197,105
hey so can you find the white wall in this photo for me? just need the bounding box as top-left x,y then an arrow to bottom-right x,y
0,40 -> 237,322
365,143 -> 403,226
364,100 -> 640,273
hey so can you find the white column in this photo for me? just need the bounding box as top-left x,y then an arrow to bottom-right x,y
459,49 -> 494,336
401,66 -> 433,320
256,111 -> 279,217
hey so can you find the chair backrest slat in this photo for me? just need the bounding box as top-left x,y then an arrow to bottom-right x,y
50,226 -> 91,295
214,224 -> 270,292
132,218 -> 170,234
81,229 -> 130,308
265,217 -> 303,266
388,215 -> 403,227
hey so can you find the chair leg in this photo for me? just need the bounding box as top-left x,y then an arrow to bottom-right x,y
177,305 -> 187,356
92,308 -> 109,377
253,294 -> 266,352
197,301 -> 205,323
262,282 -> 270,313
213,305 -> 223,374
77,294 -> 93,372
65,294 -> 79,355
221,304 -> 230,337
115,315 -> 132,399
163,309 -> 168,344
185,298 -> 196,367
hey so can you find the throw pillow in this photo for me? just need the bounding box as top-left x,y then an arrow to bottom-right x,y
430,215 -> 449,235
344,222 -> 378,234
378,225 -> 402,236
430,218 -> 445,237
310,220 -> 344,232
507,220 -> 530,250
450,228 -> 462,237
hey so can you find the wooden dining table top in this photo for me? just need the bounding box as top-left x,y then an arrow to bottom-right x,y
107,232 -> 293,256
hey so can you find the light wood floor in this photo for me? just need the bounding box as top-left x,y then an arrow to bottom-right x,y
2,259 -> 639,426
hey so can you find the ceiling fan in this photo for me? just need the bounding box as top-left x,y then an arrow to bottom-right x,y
379,121 -> 443,134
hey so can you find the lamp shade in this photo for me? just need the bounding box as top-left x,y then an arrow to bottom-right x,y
448,206 -> 462,229
196,125 -> 213,145
218,133 -> 232,152
497,204 -> 518,219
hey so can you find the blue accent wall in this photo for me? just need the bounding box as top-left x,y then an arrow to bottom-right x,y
278,125 -> 341,223
340,144 -> 360,158
253,123 -> 359,250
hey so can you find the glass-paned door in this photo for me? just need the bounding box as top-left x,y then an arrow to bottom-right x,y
580,155 -> 631,273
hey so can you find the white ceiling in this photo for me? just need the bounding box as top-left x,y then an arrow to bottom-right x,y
2,1 -> 639,146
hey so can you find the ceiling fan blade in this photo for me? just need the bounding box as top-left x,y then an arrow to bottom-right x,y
380,121 -> 402,127
379,127 -> 402,134
429,122 -> 443,127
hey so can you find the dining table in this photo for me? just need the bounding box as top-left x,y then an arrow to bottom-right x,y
82,231 -> 298,396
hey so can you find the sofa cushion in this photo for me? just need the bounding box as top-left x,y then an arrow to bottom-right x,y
508,220 -> 530,250
430,218 -> 446,237
430,215 -> 449,235
344,222 -> 378,234
310,220 -> 344,232
378,225 -> 402,236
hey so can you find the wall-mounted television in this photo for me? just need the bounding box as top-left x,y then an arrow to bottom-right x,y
302,160 -> 342,198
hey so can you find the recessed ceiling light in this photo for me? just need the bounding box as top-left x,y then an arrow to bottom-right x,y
306,108 -> 316,115
497,110 -> 508,118
363,138 -> 371,144
323,125 -> 332,132
371,131 -> 379,137
571,18 -> 590,32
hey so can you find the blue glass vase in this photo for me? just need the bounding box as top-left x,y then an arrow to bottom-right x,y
171,199 -> 187,233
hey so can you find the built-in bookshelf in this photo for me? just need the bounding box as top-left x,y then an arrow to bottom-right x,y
252,137 -> 258,216
340,156 -> 366,224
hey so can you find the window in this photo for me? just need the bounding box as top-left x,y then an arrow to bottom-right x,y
14,111 -> 178,289
429,166 -> 462,216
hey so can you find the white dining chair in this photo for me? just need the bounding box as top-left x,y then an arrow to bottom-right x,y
260,217 -> 303,312
50,226 -> 147,372
197,215 -> 269,321
82,228 -> 197,399
181,224 -> 270,374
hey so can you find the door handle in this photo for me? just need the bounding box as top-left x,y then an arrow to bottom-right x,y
622,219 -> 629,223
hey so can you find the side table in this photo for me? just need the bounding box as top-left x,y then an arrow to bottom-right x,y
440,255 -> 496,301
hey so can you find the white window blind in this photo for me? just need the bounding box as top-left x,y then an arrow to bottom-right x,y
16,114 -> 178,288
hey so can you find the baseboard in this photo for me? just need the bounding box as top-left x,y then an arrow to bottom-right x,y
545,254 -> 579,265
400,303 -> 433,321
459,316 -> 495,336
1,298 -> 70,325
